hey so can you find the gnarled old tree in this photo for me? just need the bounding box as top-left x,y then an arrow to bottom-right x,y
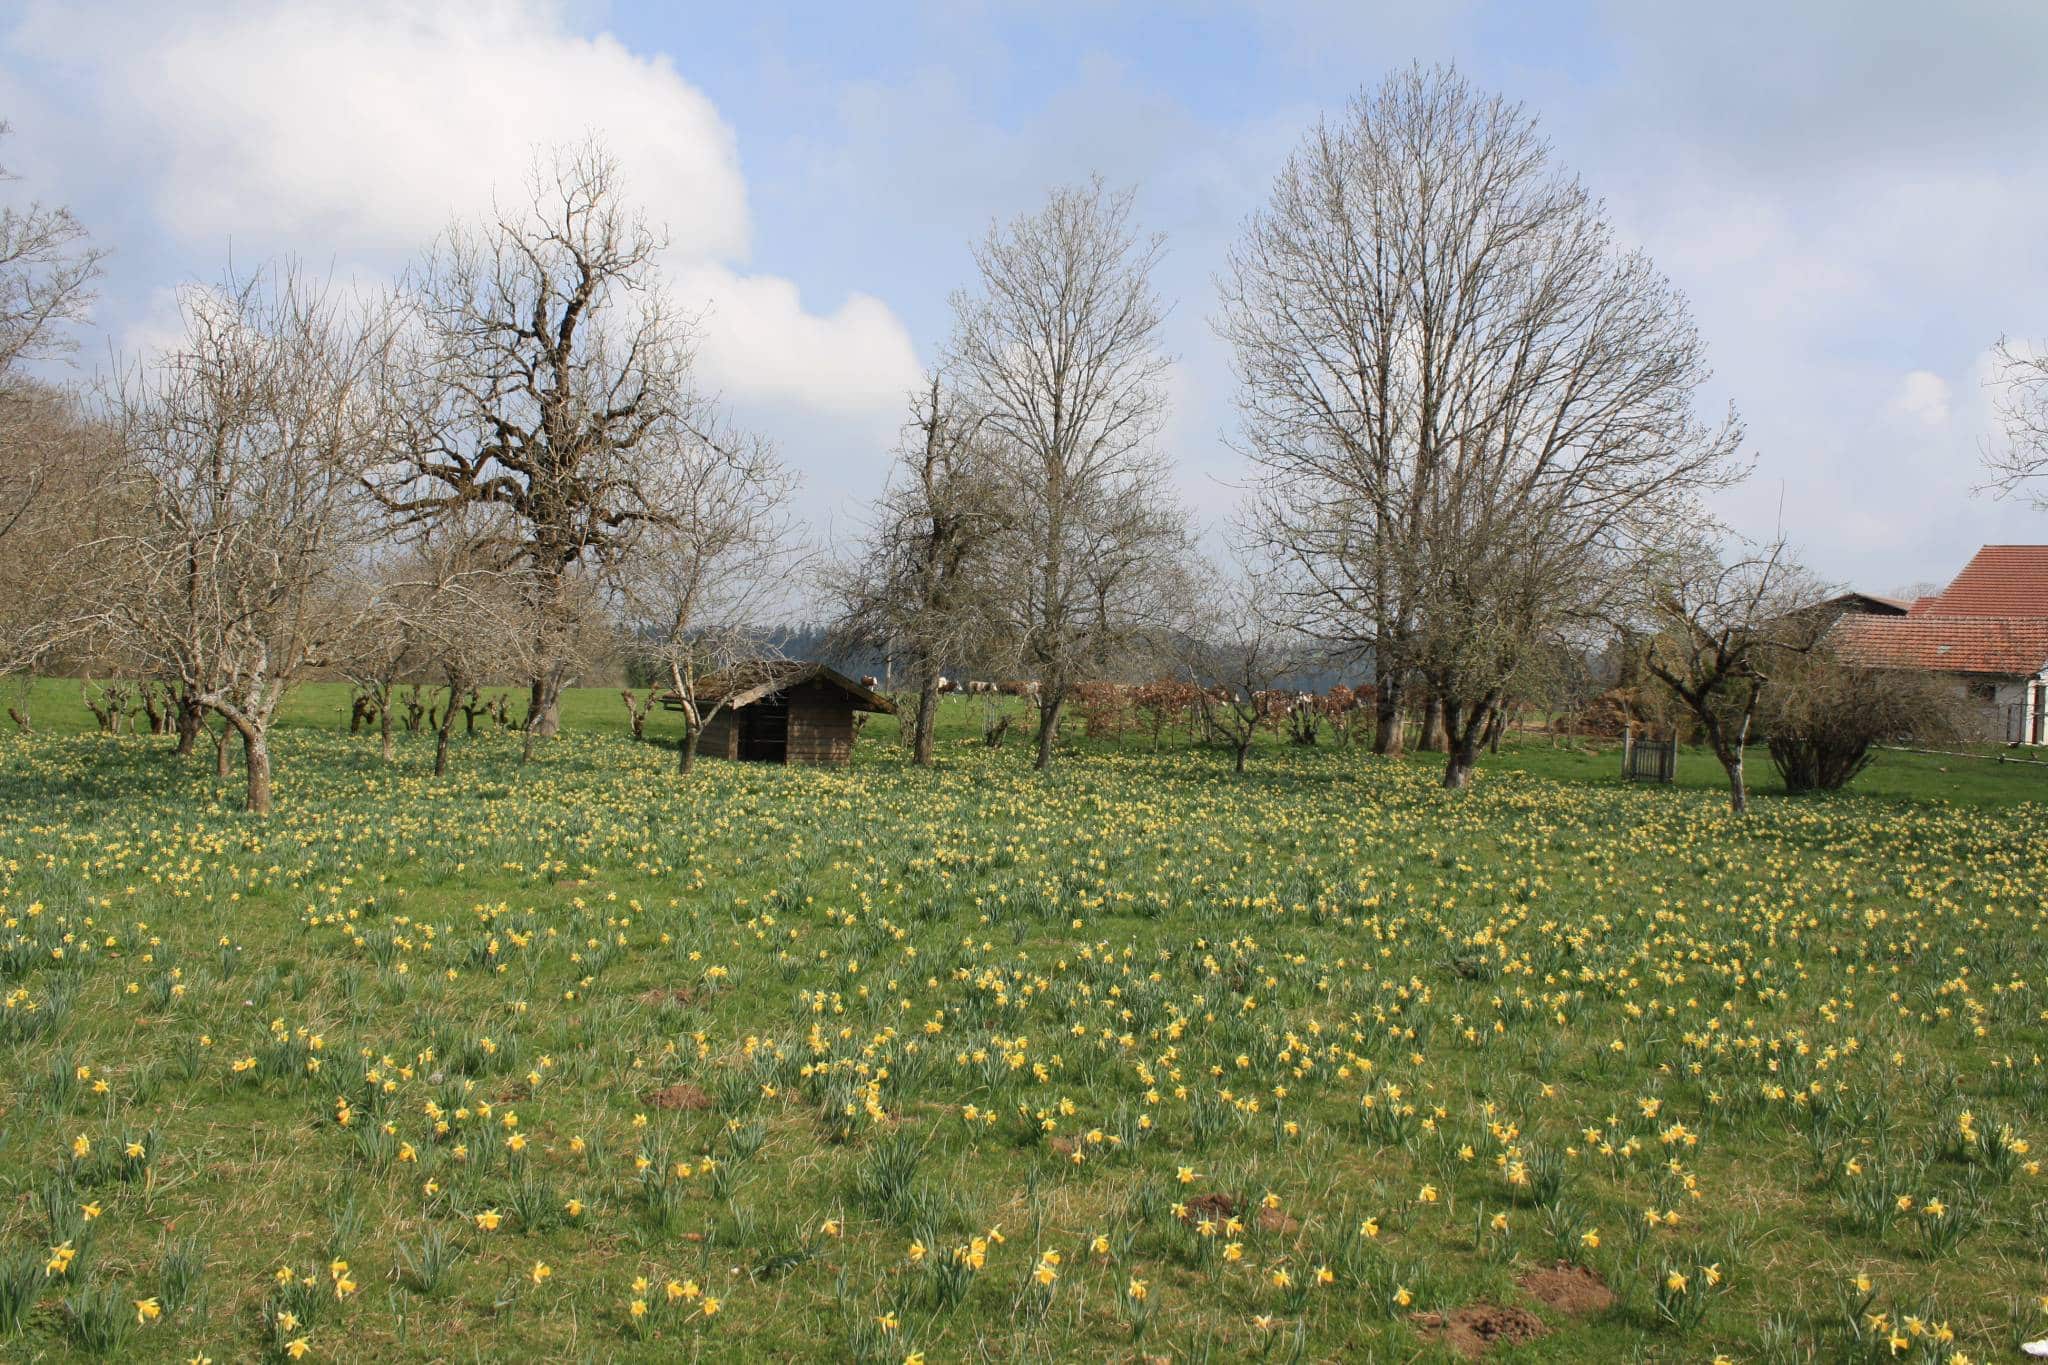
376,141 -> 706,755
105,265 -> 395,814
1636,536 -> 1822,814
836,372 -> 1009,765
947,179 -> 1188,770
1220,66 -> 1741,786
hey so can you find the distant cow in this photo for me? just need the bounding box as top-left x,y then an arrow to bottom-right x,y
860,676 -> 880,689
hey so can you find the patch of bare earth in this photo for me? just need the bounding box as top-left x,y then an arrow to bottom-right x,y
1176,1192 -> 1237,1224
1411,1304 -> 1547,1358
1516,1261 -> 1616,1315
1255,1206 -> 1299,1235
636,987 -> 698,1008
647,1083 -> 713,1111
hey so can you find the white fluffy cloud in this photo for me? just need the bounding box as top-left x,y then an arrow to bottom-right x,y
1890,370 -> 1952,427
5,0 -> 919,417
677,265 -> 921,416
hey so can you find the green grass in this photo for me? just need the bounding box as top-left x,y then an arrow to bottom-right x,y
0,687 -> 2044,1361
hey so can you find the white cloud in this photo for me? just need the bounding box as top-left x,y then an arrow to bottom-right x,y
20,0 -> 749,259
1890,369 -> 1952,427
677,265 -> 920,416
7,0 -> 919,418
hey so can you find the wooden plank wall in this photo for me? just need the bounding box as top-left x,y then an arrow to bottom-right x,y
698,711 -> 740,759
785,684 -> 854,765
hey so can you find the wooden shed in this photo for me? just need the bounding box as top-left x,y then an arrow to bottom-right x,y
664,662 -> 895,766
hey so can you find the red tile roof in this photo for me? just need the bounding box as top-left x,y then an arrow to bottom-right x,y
1919,544 -> 2048,617
1830,614 -> 2048,676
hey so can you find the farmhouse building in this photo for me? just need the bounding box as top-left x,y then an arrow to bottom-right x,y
664,662 -> 894,766
1830,545 -> 2048,744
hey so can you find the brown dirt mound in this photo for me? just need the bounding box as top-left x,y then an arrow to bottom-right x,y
1516,1260 -> 1616,1315
1412,1304 -> 1547,1359
647,1083 -> 713,1111
1177,1192 -> 1238,1224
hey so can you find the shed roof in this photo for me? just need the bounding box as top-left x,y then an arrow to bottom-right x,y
666,661 -> 896,714
1829,613 -> 2048,677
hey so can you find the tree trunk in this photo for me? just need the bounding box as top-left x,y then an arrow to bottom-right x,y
1033,691 -> 1064,772
175,695 -> 202,756
678,724 -> 700,775
1484,706 -> 1509,754
213,724 -> 233,779
527,676 -> 561,739
1418,694 -> 1446,752
1234,738 -> 1250,774
911,675 -> 941,766
1720,745 -> 1748,815
379,701 -> 395,763
1441,698 -> 1496,790
1443,737 -> 1479,788
1372,682 -> 1404,756
240,725 -> 273,816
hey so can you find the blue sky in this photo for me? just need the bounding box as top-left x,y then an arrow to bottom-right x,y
4,0 -> 2045,594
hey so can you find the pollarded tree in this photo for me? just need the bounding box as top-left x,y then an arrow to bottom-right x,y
1219,66 -> 1742,786
377,141 -> 714,752
105,265 -> 397,815
947,178 -> 1189,770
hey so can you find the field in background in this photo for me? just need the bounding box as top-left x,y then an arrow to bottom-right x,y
0,687 -> 2045,1360
11,674 -> 2044,808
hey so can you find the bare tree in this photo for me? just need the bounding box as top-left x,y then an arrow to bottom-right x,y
1173,564 -> 1303,774
835,372 -> 1009,765
1985,338 -> 2048,501
376,141 -> 713,754
0,381 -> 120,677
616,427 -> 800,774
1636,536 -> 1822,814
1219,65 -> 1742,787
948,178 -> 1187,770
103,265 -> 396,814
0,121 -> 105,392
341,521 -> 520,769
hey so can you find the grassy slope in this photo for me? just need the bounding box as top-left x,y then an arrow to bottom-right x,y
0,685 -> 2043,1361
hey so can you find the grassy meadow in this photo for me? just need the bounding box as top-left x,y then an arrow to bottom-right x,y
1,681 -> 2047,1361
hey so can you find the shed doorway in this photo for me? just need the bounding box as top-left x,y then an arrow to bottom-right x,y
738,694 -> 789,762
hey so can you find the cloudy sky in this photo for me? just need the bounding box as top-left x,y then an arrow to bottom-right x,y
3,0 -> 2043,594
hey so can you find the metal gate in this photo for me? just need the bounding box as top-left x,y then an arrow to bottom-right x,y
1623,738 -> 1676,784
